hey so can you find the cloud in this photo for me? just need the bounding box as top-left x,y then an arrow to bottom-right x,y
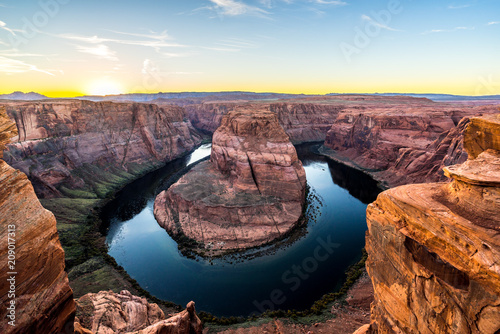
0,49 -> 54,57
488,21 -> 500,25
206,0 -> 269,17
258,0 -> 295,7
448,4 -> 471,9
203,37 -> 259,52
361,14 -> 401,31
422,26 -> 475,34
310,0 -> 347,5
0,56 -> 55,75
0,20 -> 16,36
74,44 -> 119,61
105,29 -> 171,41
52,30 -> 188,59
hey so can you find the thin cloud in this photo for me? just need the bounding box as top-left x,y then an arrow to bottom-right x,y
0,49 -> 54,57
422,26 -> 475,34
258,0 -> 293,8
52,31 -> 188,59
202,46 -> 241,52
488,21 -> 500,25
310,0 -> 347,5
0,56 -> 55,76
74,44 -> 119,61
216,37 -> 258,48
448,4 -> 472,9
0,20 -> 16,36
55,33 -> 185,49
105,29 -> 171,41
361,14 -> 401,31
206,0 -> 269,17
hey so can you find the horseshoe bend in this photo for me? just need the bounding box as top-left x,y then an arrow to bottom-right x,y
153,108 -> 307,252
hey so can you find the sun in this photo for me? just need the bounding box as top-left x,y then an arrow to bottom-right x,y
86,79 -> 124,96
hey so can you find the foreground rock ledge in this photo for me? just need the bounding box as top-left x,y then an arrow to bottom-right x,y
75,290 -> 202,334
154,108 -> 306,251
363,114 -> 500,334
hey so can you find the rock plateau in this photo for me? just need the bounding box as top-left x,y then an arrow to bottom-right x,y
154,108 -> 306,251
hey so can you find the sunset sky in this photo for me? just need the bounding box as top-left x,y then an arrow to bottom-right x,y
0,0 -> 499,97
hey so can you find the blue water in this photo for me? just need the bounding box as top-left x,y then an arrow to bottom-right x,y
103,144 -> 380,317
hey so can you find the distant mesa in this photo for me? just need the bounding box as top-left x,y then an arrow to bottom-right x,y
154,108 -> 307,253
0,91 -> 48,100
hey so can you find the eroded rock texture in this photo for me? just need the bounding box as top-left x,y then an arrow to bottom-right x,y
0,106 -> 75,334
323,105 -> 499,187
365,114 -> 500,334
2,100 -> 202,198
154,108 -> 306,250
75,290 -> 202,334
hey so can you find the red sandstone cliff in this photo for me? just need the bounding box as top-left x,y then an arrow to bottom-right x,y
323,104 -> 499,187
154,108 -> 306,251
2,100 -> 202,198
0,106 -> 75,334
363,114 -> 500,333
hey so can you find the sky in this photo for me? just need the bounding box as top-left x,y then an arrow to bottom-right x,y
0,0 -> 499,97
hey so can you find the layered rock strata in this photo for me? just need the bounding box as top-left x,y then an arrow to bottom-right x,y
2,100 -> 202,198
364,114 -> 500,333
0,106 -> 75,334
75,290 -> 202,334
154,108 -> 306,250
0,100 -> 202,267
323,105 -> 499,187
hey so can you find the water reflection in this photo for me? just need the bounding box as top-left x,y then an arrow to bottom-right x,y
103,144 -> 381,317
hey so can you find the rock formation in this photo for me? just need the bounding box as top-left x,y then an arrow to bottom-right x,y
364,114 -> 500,333
322,105 -> 499,187
270,102 -> 344,143
0,106 -> 75,334
75,290 -> 202,334
2,100 -> 202,198
154,108 -> 306,251
0,100 -> 202,267
184,100 -> 344,144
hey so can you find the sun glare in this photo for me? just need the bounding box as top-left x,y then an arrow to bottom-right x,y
86,80 -> 124,96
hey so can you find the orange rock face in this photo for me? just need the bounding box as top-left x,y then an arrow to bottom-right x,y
76,290 -> 202,334
0,107 -> 75,334
365,114 -> 500,333
154,108 -> 306,251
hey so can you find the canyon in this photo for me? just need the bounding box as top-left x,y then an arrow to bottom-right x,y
154,108 -> 306,251
0,99 -> 202,269
1,95 -> 499,334
181,96 -> 498,187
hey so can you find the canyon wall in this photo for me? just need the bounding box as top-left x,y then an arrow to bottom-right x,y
270,102 -> 344,143
0,100 -> 202,267
154,108 -> 306,251
323,105 -> 499,187
184,100 -> 345,144
2,100 -> 202,198
0,106 -> 75,334
186,98 -> 499,187
364,114 -> 500,333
